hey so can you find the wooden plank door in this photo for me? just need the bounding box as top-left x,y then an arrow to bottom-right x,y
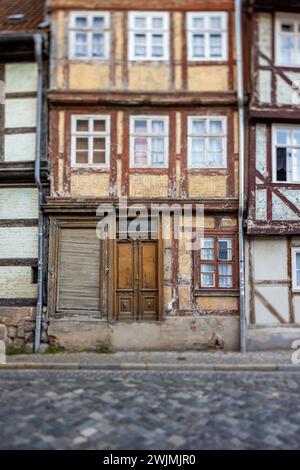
116,239 -> 159,321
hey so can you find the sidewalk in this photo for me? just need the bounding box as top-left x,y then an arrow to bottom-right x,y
1,350 -> 299,371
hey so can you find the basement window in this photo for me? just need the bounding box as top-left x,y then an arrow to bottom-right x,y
130,116 -> 169,167
71,115 -> 110,167
273,125 -> 300,182
128,12 -> 169,61
188,116 -> 227,168
194,233 -> 238,294
186,12 -> 228,61
276,13 -> 300,66
69,11 -> 110,60
292,248 -> 300,290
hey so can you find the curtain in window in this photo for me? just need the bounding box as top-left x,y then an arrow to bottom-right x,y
151,138 -> 164,164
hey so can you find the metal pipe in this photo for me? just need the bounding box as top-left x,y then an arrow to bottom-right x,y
235,0 -> 247,353
34,34 -> 45,353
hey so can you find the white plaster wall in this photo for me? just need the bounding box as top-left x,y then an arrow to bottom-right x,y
256,124 -> 267,176
0,188 -> 38,219
4,133 -> 36,161
0,227 -> 38,258
258,70 -> 272,104
5,63 -> 37,93
0,267 -> 37,298
5,98 -> 37,128
255,285 -> 289,324
253,238 -> 288,281
257,13 -> 272,62
256,189 -> 267,221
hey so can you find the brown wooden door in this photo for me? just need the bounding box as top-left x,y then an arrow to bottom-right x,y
116,239 -> 159,321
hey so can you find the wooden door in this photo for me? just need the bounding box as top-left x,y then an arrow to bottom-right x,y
116,239 -> 159,321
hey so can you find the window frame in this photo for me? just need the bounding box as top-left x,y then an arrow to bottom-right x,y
188,116 -> 227,169
275,13 -> 300,67
69,11 -> 110,60
128,11 -> 170,61
292,247 -> 300,291
186,12 -> 228,62
194,232 -> 238,295
272,124 -> 300,183
71,115 -> 111,168
129,115 -> 169,168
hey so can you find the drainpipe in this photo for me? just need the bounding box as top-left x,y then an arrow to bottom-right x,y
34,34 -> 45,353
235,0 -> 247,353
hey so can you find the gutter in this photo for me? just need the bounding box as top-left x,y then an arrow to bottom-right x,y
34,34 -> 46,353
235,0 -> 247,352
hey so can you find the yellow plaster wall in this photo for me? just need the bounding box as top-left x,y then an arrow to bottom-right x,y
69,63 -> 110,90
187,66 -> 229,92
128,65 -> 169,92
188,175 -> 227,198
196,297 -> 238,310
129,174 -> 169,197
70,173 -> 110,197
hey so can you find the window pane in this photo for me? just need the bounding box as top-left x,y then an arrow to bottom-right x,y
152,34 -> 164,57
208,137 -> 223,166
293,130 -> 300,146
75,33 -> 87,57
201,238 -> 214,260
276,147 -> 287,181
152,17 -> 163,29
209,120 -> 223,134
134,137 -> 147,165
296,253 -> 300,269
152,120 -> 164,134
93,17 -> 105,29
94,137 -> 106,150
277,129 -> 289,145
218,264 -> 232,288
281,22 -> 294,32
281,36 -> 295,64
218,239 -> 232,260
209,137 -> 222,151
210,34 -> 222,57
76,137 -> 88,164
92,33 -> 104,57
201,264 -> 215,287
76,137 -> 88,150
134,34 -> 146,56
297,270 -> 300,287
293,148 -> 300,181
75,17 -> 87,28
134,17 -> 146,28
134,120 -> 147,134
191,138 -> 205,165
76,119 -> 89,132
210,17 -> 222,29
94,119 -> 106,133
192,120 -> 205,134
151,138 -> 165,165
192,17 -> 204,29
93,151 -> 106,164
193,34 -> 205,58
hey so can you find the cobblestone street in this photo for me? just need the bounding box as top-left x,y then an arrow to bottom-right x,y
0,370 -> 300,450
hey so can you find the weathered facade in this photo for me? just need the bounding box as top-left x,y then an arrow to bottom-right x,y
0,0 -> 49,351
245,0 -> 300,349
46,0 -> 241,351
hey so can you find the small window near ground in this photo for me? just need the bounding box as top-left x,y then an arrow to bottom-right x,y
276,13 -> 300,66
188,117 -> 227,168
273,126 -> 300,182
71,115 -> 110,167
128,12 -> 169,61
187,12 -> 228,61
130,116 -> 169,167
69,12 -> 110,60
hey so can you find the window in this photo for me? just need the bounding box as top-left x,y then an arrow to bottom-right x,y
276,14 -> 300,66
69,11 -> 110,59
130,116 -> 169,167
273,126 -> 300,182
187,12 -> 228,61
196,235 -> 236,291
128,12 -> 169,60
71,116 -> 110,167
188,117 -> 227,168
292,248 -> 300,290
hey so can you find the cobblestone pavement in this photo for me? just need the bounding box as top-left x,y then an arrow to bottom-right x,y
0,370 -> 300,450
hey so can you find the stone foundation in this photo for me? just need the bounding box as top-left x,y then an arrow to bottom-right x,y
247,325 -> 300,351
48,316 -> 240,352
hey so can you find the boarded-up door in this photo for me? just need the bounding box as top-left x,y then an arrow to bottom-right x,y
57,228 -> 101,313
116,239 -> 159,321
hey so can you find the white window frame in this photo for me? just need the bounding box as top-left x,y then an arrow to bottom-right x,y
71,115 -> 110,168
128,12 -> 169,61
292,247 -> 300,291
69,11 -> 110,60
275,13 -> 300,67
188,116 -> 227,168
130,116 -> 169,168
186,12 -> 228,61
272,124 -> 300,183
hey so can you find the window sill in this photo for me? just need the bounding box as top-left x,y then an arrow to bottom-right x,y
194,289 -> 239,297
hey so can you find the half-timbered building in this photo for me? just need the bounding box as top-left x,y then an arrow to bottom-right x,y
46,0 -> 242,351
245,0 -> 300,349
